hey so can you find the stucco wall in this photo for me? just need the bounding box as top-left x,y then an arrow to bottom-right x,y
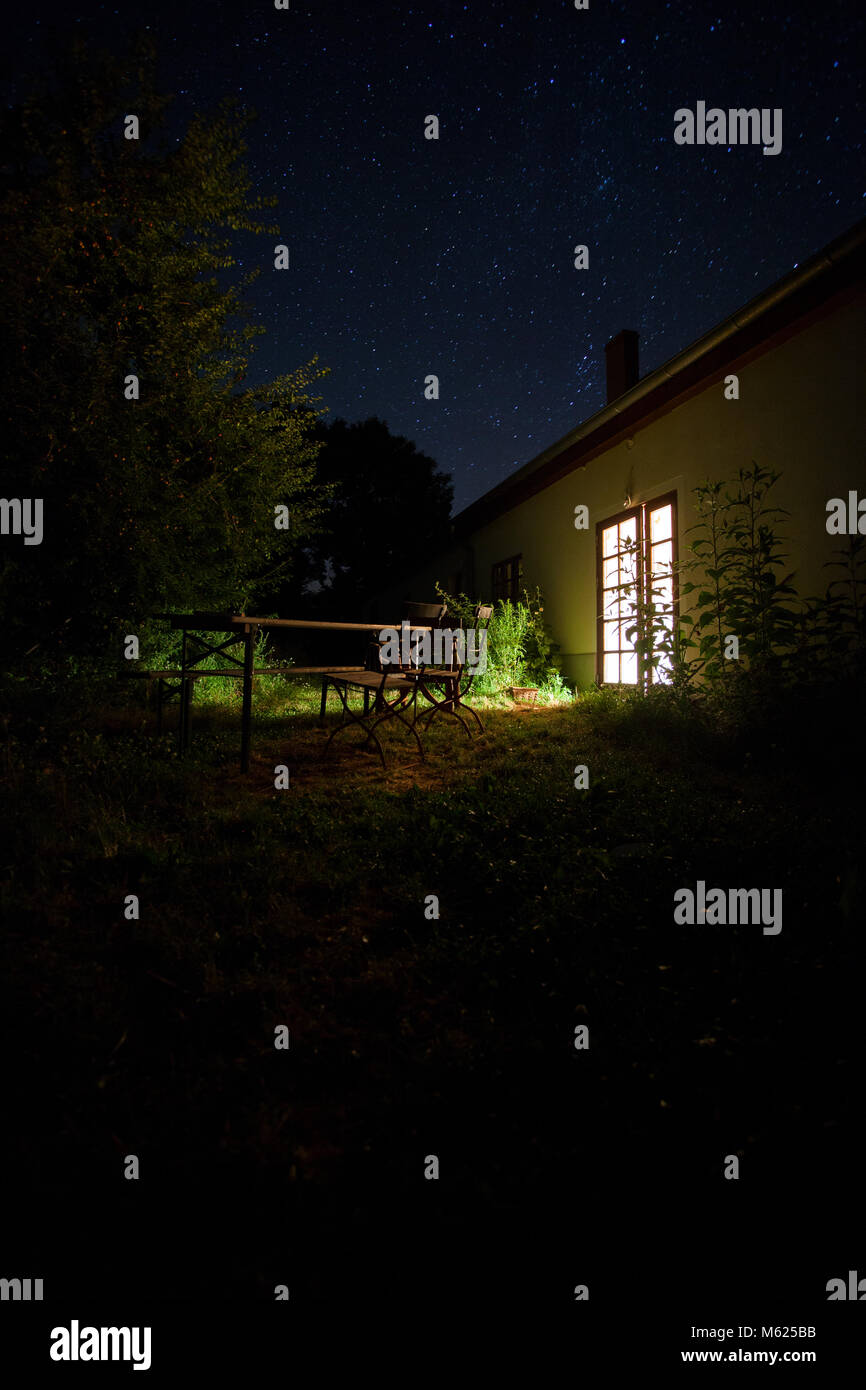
458,290 -> 866,685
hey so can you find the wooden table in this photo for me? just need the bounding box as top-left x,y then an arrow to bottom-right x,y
151,613 -> 433,771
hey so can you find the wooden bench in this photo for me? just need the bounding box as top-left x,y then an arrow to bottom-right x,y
140,613 -> 437,771
122,666 -> 366,737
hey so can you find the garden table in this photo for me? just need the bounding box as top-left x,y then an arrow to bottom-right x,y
151,613 -> 433,771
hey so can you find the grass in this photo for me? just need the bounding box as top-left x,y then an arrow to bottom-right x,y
2,672 -> 862,1300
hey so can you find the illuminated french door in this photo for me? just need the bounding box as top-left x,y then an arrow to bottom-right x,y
596,492 -> 677,686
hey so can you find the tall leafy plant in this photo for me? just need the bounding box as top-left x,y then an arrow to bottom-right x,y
616,464 -> 803,700
798,535 -> 866,681
718,463 -> 800,671
679,478 -> 734,684
433,582 -> 477,629
434,582 -> 564,694
520,585 -> 563,686
486,599 -> 530,689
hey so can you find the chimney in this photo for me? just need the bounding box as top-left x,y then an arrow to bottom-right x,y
604,329 -> 640,404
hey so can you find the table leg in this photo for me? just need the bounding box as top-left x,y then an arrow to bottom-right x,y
179,631 -> 189,755
240,624 -> 254,773
182,677 -> 193,752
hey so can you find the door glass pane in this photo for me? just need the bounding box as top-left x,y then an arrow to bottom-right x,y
651,540 -> 673,574
654,652 -> 673,682
618,589 -> 637,621
650,577 -> 674,608
599,500 -> 675,686
620,547 -> 638,587
603,590 -> 619,619
602,524 -> 618,557
650,504 -> 672,543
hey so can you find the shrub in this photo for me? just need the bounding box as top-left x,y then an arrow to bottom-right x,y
434,582 -> 568,697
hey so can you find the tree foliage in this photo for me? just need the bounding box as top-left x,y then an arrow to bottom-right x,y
296,416 -> 453,616
0,36 -> 329,656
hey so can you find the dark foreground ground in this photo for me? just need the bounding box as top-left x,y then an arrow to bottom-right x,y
1,679 -> 863,1358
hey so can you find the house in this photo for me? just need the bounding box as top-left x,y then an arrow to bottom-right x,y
381,218 -> 866,687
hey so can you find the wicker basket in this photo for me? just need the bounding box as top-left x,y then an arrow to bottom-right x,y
510,686 -> 539,704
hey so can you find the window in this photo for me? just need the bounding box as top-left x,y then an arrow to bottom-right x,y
492,554 -> 524,603
596,493 -> 678,686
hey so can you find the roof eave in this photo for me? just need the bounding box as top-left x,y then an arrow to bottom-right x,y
454,217 -> 866,538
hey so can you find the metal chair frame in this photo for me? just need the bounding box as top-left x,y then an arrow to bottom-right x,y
322,667 -> 423,769
413,603 -> 494,737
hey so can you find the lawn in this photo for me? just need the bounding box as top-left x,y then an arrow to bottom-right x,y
2,675 -> 861,1304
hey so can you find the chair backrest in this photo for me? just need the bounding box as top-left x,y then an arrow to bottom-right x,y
448,603 -> 493,689
364,630 -> 385,673
402,601 -> 447,626
426,602 -> 494,675
370,601 -> 447,674
400,601 -> 446,671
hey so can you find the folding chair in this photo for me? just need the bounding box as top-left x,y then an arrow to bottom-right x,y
321,604 -> 445,767
413,603 -> 493,736
322,666 -> 423,769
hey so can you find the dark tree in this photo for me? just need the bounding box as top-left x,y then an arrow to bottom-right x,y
293,416 -> 453,617
0,37 -> 329,658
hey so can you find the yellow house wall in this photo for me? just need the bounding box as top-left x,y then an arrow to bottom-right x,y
465,291 -> 866,686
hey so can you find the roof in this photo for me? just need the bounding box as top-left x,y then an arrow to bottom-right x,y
454,217 -> 866,538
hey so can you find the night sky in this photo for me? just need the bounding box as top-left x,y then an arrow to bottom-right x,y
8,1 -> 864,512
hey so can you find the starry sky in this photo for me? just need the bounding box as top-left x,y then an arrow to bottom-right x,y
7,1 -> 865,513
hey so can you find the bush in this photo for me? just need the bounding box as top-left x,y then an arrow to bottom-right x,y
434,582 -> 569,699
612,463 -> 865,730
